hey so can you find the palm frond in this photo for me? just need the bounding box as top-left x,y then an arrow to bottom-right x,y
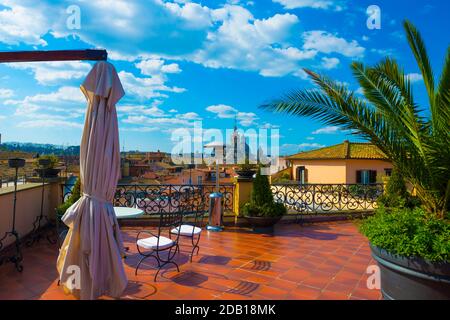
435,47 -> 450,137
261,21 -> 450,216
404,20 -> 435,105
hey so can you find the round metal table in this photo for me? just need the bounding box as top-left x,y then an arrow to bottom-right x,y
113,207 -> 144,219
113,207 -> 144,256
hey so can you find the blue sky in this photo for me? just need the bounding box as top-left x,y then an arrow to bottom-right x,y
0,0 -> 448,154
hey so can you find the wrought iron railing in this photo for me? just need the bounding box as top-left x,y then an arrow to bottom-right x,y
61,183 -> 235,215
271,183 -> 384,213
0,176 -> 29,188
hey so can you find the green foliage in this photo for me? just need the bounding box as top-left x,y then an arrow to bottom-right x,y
241,202 -> 260,217
272,172 -> 291,183
56,178 -> 81,216
251,170 -> 273,206
360,207 -> 450,262
242,169 -> 287,217
35,154 -> 59,169
260,202 -> 287,217
262,20 -> 450,218
378,168 -> 421,208
348,184 -> 379,199
386,168 -> 408,198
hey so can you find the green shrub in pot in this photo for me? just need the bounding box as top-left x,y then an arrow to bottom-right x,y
242,169 -> 286,219
360,207 -> 450,262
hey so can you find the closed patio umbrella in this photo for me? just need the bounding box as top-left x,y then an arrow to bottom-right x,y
57,61 -> 127,300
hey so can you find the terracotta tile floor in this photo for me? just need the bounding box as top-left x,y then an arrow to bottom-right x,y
0,221 -> 382,300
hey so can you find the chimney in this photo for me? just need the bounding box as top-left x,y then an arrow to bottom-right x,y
344,140 -> 350,158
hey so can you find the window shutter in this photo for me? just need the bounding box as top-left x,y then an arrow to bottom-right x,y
356,170 -> 362,183
369,170 -> 377,184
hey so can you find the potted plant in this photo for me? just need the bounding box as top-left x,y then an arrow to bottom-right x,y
263,20 -> 450,299
34,155 -> 61,178
242,168 -> 287,233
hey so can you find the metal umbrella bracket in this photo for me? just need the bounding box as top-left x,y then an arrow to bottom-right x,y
0,158 -> 26,272
27,158 -> 57,247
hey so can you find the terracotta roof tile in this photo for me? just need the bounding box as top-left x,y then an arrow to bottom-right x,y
286,141 -> 388,160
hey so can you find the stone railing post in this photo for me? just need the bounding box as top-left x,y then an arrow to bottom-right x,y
233,176 -> 254,221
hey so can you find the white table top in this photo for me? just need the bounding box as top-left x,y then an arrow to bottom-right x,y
113,207 -> 144,219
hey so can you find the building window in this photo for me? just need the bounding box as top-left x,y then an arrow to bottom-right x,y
197,176 -> 203,185
384,168 -> 392,177
296,166 -> 307,184
356,170 -> 377,184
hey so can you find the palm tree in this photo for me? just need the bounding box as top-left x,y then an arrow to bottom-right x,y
262,21 -> 450,218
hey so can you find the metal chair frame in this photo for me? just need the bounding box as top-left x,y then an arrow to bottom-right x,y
171,202 -> 206,262
135,209 -> 183,281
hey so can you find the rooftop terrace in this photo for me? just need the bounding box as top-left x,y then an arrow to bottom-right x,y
0,221 -> 381,300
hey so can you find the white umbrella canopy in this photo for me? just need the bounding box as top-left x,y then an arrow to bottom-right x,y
57,61 -> 127,300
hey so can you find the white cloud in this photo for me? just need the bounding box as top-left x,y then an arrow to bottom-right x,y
4,87 -> 85,125
8,61 -> 92,85
237,112 -> 258,127
190,6 -> 315,77
306,136 -> 315,140
321,57 -> 340,69
135,58 -> 181,75
0,1 -> 345,80
23,86 -> 84,104
302,31 -> 365,57
162,1 -> 212,29
122,115 -> 192,127
406,73 -> 423,83
0,0 -> 50,46
117,104 -> 167,117
117,102 -> 202,132
281,142 -> 325,154
178,112 -> 201,120
312,125 -> 342,134
370,48 -> 396,56
0,88 -> 14,99
121,126 -> 160,133
119,71 -> 185,100
273,0 -> 334,10
206,104 -> 237,119
206,104 -> 258,126
17,119 -> 83,129
298,142 -> 325,149
49,0 -> 211,58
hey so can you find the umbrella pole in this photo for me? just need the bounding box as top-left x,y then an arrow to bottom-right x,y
216,162 -> 219,193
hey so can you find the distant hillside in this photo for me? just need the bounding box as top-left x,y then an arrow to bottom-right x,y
1,142 -> 80,156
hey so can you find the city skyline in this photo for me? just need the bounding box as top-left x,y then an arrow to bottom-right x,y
0,0 -> 448,154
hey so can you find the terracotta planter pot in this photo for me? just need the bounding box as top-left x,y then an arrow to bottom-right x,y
370,244 -> 450,300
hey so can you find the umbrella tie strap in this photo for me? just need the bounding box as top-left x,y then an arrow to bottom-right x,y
82,193 -> 111,204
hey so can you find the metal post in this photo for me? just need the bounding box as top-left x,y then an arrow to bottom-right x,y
27,158 -> 55,246
0,158 -> 26,272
